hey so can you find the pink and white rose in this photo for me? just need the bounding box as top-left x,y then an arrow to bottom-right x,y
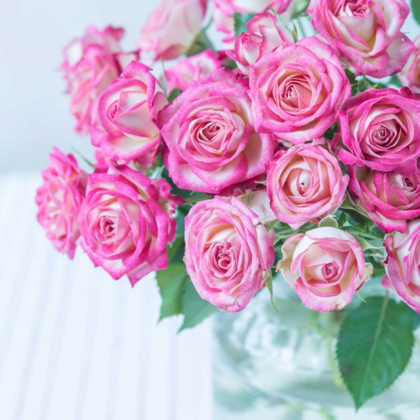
337,88 -> 420,175
184,196 -> 275,312
349,165 -> 420,234
159,68 -> 276,194
36,148 -> 88,259
165,50 -> 223,92
277,227 -> 373,312
138,0 -> 208,60
399,36 -> 420,93
267,141 -> 349,230
78,164 -> 183,286
91,61 -> 168,163
249,36 -> 351,144
226,11 -> 294,75
382,220 -> 420,313
214,0 -> 293,44
307,0 -> 414,78
61,26 -> 139,135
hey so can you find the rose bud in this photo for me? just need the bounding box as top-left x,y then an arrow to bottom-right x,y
214,0 -> 293,44
267,141 -> 349,230
78,164 -> 183,286
337,88 -> 420,175
138,0 -> 208,60
36,148 -> 88,259
226,11 -> 294,75
249,36 -> 351,144
91,62 -> 168,163
307,0 -> 414,78
61,26 -> 139,135
184,196 -> 275,312
383,220 -> 420,313
277,227 -> 373,312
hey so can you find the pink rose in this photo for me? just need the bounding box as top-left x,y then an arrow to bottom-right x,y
165,50 -> 223,92
78,164 -> 183,286
337,88 -> 420,175
36,148 -> 88,259
249,36 -> 351,144
91,62 -> 168,162
382,220 -> 420,313
349,165 -> 420,234
307,0 -> 414,78
184,196 -> 275,312
61,26 -> 139,135
214,0 -> 293,44
277,227 -> 373,312
159,68 -> 276,194
226,11 -> 294,75
267,141 -> 349,230
399,36 -> 420,93
138,0 -> 208,60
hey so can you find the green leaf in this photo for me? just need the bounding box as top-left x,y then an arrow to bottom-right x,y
354,236 -> 384,252
167,236 -> 185,263
266,275 -> 279,312
179,280 -> 218,331
412,0 -> 420,26
337,295 -> 415,410
389,74 -> 402,88
186,30 -> 215,56
156,263 -> 188,321
168,88 -> 182,103
318,215 -> 338,229
233,12 -> 255,37
413,313 -> 420,330
345,69 -> 357,86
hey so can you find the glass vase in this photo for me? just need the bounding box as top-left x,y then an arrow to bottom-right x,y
212,277 -> 420,420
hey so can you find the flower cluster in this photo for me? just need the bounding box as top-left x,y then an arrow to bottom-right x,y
37,0 -> 420,320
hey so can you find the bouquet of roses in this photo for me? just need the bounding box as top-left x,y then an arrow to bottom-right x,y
36,0 -> 420,410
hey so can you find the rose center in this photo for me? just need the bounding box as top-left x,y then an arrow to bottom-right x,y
108,102 -> 119,120
322,263 -> 338,281
373,124 -> 394,147
100,216 -> 115,237
297,170 -> 312,195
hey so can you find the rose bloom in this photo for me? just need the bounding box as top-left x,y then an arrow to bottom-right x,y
226,11 -> 294,75
91,61 -> 168,163
337,88 -> 420,175
138,0 -> 208,60
214,0 -> 293,44
383,220 -> 420,313
159,68 -> 276,194
61,26 -> 139,135
399,36 -> 420,93
307,0 -> 414,78
249,36 -> 351,144
184,196 -> 275,312
349,165 -> 420,234
78,164 -> 183,286
36,148 -> 88,259
267,141 -> 349,230
277,227 -> 373,312
165,50 -> 223,92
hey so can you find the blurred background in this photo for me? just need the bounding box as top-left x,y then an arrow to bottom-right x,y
0,1 -> 419,419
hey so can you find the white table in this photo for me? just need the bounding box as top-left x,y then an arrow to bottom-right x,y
0,173 -> 213,420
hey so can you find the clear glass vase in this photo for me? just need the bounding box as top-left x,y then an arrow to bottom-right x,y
212,277 -> 420,420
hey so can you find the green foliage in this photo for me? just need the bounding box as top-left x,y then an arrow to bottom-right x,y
266,274 -> 279,312
168,88 -> 182,103
156,263 -> 188,320
179,280 -> 218,331
389,74 -> 402,88
412,0 -> 420,26
233,12 -> 255,37
160,58 -> 167,96
337,295 -> 416,410
345,69 -> 387,95
318,215 -> 339,229
186,30 -> 215,56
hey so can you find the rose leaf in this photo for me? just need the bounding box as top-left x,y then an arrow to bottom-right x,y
233,13 -> 255,37
412,0 -> 420,26
179,280 -> 218,332
337,295 -> 416,410
156,263 -> 188,321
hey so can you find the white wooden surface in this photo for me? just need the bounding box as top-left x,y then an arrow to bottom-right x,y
0,173 -> 213,420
